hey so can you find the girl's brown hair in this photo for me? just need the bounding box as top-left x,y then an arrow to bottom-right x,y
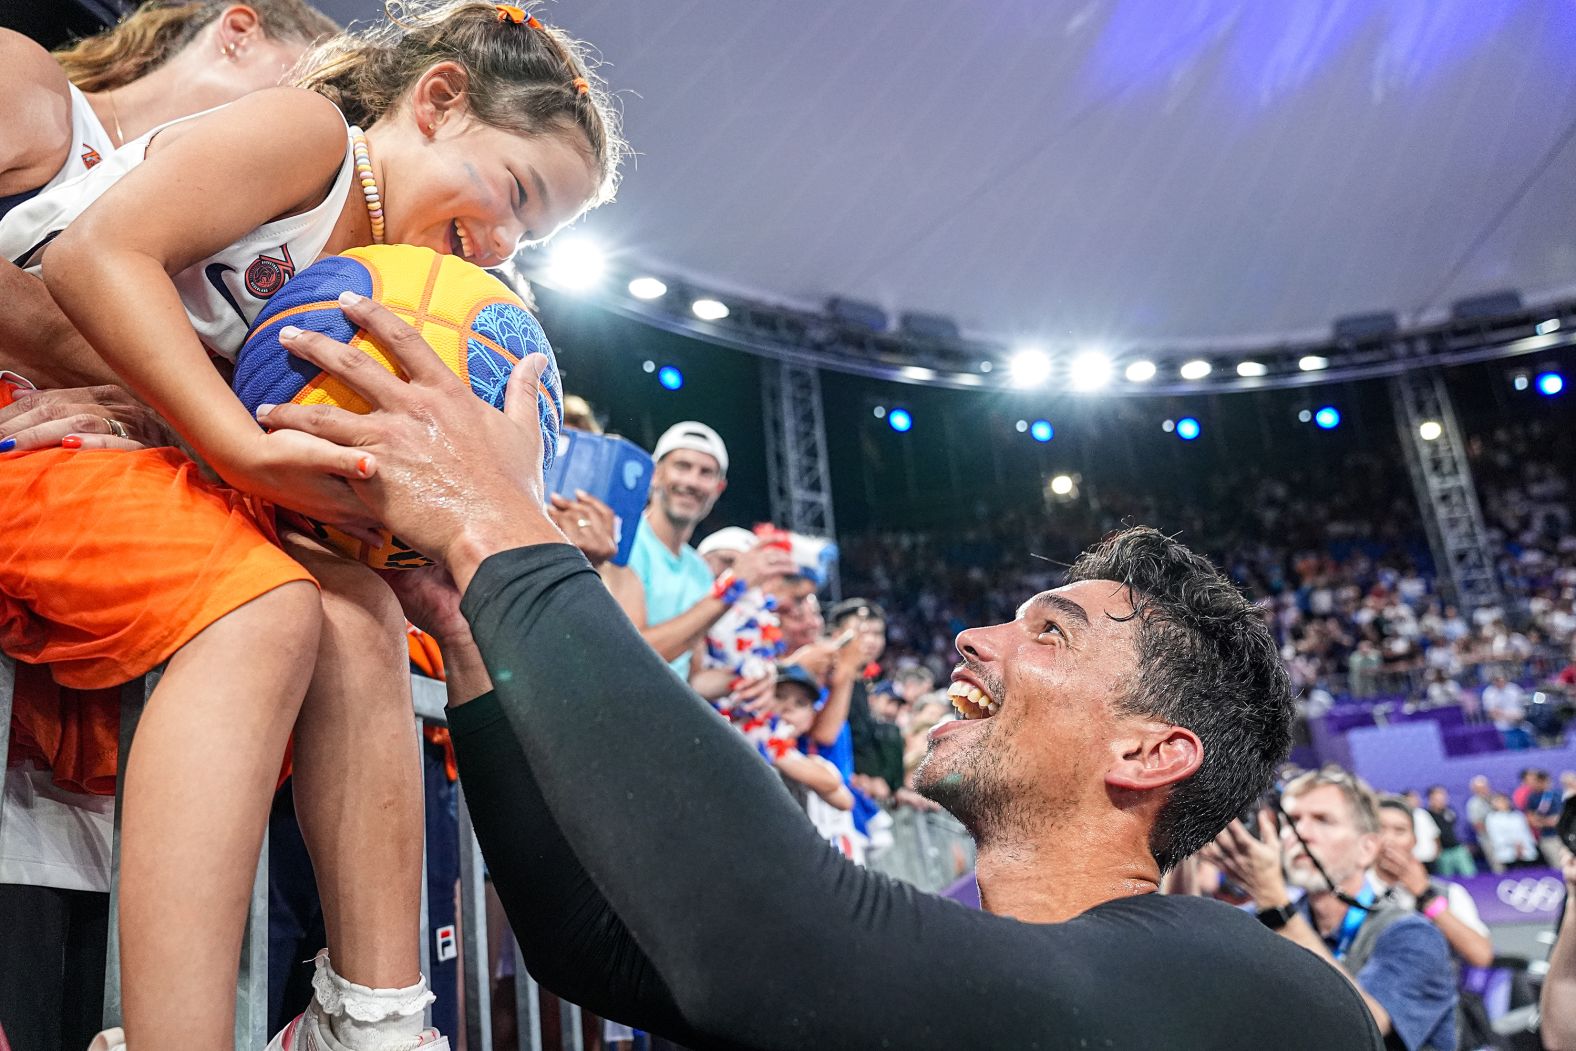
295,1 -> 624,208
54,0 -> 339,92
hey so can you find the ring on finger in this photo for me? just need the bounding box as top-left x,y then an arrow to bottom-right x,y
102,417 -> 130,441
576,517 -> 590,528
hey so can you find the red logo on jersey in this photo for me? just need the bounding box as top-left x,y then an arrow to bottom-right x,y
81,144 -> 102,169
244,245 -> 296,299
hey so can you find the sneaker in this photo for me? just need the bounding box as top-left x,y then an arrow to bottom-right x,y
87,1030 -> 125,1051
266,1003 -> 450,1051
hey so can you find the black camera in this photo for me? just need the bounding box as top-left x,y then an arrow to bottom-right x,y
1558,793 -> 1576,854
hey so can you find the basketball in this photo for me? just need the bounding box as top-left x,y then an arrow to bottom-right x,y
233,243 -> 563,569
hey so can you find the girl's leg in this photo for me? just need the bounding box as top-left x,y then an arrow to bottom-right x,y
285,540 -> 424,990
118,580 -> 322,1049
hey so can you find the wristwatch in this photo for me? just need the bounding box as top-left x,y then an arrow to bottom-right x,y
1256,900 -> 1299,930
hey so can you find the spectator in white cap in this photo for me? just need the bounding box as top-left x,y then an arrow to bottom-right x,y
615,422 -> 794,679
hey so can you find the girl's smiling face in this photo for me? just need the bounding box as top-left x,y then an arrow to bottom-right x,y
373,63 -> 602,267
385,116 -> 598,268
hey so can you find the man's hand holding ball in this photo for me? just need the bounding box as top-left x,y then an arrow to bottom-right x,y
255,291 -> 565,590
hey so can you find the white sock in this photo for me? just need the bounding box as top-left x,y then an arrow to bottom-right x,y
310,949 -> 435,1051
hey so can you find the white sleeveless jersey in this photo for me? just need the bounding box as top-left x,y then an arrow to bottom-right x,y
0,104 -> 356,361
43,84 -> 117,189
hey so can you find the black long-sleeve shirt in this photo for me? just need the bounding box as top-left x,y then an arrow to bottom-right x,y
452,544 -> 1384,1051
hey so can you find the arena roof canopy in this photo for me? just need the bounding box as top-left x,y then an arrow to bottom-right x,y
317,0 -> 1576,371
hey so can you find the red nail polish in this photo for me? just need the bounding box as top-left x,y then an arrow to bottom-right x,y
61,435 -> 83,449
357,456 -> 370,477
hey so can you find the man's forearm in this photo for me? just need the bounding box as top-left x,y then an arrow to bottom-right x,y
1431,909 -> 1494,969
1542,908 -> 1576,1049
811,671 -> 854,746
436,628 -> 494,708
0,261 -> 122,389
641,594 -> 728,663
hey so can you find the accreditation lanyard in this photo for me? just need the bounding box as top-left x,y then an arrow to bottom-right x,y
1330,884 -> 1377,962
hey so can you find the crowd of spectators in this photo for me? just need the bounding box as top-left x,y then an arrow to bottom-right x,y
839,422 -> 1576,755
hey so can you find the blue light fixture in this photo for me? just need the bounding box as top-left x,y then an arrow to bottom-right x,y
888,408 -> 913,433
1536,371 -> 1565,396
1314,406 -> 1341,430
1176,417 -> 1201,441
1030,419 -> 1054,443
658,365 -> 684,391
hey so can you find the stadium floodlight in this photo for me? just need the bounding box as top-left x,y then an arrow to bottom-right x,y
628,276 -> 667,300
1236,361 -> 1267,378
1298,355 -> 1329,372
1179,360 -> 1212,380
1049,474 -> 1074,496
1418,420 -> 1443,441
1124,360 -> 1157,383
1069,350 -> 1112,391
546,238 -> 605,291
692,298 -> 730,321
1009,347 -> 1052,388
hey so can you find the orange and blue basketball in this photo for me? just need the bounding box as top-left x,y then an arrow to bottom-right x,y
233,243 -> 563,569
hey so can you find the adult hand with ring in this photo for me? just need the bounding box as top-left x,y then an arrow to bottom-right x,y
0,383 -> 177,452
548,490 -> 617,567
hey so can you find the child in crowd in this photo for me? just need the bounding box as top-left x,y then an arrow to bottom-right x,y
0,3 -> 623,1048
1484,793 -> 1541,869
769,666 -> 855,817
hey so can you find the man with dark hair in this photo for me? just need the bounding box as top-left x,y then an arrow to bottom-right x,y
258,304 -> 1383,1049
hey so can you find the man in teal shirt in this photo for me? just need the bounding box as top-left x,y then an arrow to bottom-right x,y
625,421 -> 793,676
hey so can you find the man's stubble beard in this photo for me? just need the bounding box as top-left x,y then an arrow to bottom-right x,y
915,720 -> 1041,847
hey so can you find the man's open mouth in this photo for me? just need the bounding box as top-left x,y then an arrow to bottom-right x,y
947,678 -> 1001,719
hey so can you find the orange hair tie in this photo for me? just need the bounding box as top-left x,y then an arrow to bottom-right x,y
494,4 -> 527,24
526,15 -> 543,29
571,76 -> 590,96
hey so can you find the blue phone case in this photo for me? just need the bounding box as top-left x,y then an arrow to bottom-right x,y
545,430 -> 654,566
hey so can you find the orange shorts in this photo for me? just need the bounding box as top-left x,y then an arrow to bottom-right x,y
2,445 -> 315,790
0,447 -> 314,688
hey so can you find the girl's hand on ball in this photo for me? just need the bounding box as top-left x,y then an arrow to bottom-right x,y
224,425 -> 384,530
257,291 -> 563,589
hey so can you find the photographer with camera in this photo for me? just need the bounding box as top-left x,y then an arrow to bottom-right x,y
1207,770 -> 1458,1051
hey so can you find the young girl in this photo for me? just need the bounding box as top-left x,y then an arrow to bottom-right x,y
0,4 -> 622,1048
1,0 -> 337,388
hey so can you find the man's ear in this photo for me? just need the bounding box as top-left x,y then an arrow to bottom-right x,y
1106,724 -> 1202,793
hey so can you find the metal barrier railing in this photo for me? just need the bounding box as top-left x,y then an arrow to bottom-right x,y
0,656 -> 582,1051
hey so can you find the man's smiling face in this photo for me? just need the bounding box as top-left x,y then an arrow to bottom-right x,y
915,580 -> 1147,840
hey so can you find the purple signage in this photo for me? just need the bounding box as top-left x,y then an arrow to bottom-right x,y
1445,869 -> 1568,926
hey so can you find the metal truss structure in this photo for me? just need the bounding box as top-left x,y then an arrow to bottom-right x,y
1388,366 -> 1504,614
761,359 -> 840,598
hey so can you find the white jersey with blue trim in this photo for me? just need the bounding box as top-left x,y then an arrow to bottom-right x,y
0,103 -> 357,362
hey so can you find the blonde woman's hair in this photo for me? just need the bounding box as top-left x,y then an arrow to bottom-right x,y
54,0 -> 339,92
295,1 -> 624,208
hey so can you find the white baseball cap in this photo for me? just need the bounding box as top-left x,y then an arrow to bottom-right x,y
652,421 -> 729,475
696,526 -> 757,558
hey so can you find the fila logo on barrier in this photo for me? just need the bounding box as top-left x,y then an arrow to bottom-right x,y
436,924 -> 458,962
1496,877 -> 1566,914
